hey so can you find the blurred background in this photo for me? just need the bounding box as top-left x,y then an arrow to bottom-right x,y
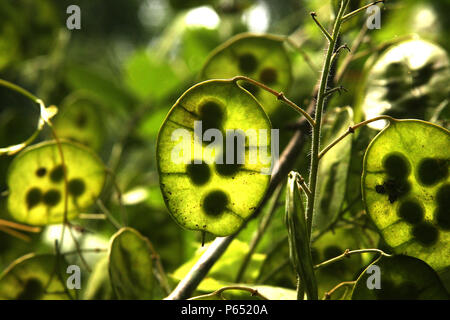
0,0 -> 449,299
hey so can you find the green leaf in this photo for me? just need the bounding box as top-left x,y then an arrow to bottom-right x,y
362,120 -> 450,287
157,79 -> 272,236
313,107 -> 353,232
352,255 -> 449,300
7,140 -> 106,225
201,33 -> 292,115
108,227 -> 156,300
284,172 -> 317,300
0,253 -> 75,300
53,94 -> 104,151
362,39 -> 450,128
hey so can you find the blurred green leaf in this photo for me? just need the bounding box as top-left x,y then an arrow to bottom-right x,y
0,253 -> 75,300
108,227 -> 157,300
352,255 -> 449,300
7,140 -> 106,225
124,50 -> 181,102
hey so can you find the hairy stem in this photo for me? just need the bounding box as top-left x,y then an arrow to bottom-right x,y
306,0 -> 349,238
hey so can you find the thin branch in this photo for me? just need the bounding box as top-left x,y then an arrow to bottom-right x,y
0,225 -> 32,242
318,115 -> 396,159
334,24 -> 368,82
323,281 -> 355,300
232,76 -> 316,128
314,248 -> 391,270
189,286 -> 269,301
324,85 -> 347,98
96,199 -> 122,230
294,173 -> 311,198
235,184 -> 283,283
0,219 -> 41,233
342,1 -> 385,23
330,44 -> 350,67
310,12 -> 333,42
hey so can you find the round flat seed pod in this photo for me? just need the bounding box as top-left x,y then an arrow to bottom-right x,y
108,228 -> 156,300
352,255 -> 449,300
362,120 -> 449,278
53,94 -> 104,150
157,79 -> 272,236
201,33 -> 292,116
362,39 -> 450,129
0,253 -> 76,300
7,140 -> 106,225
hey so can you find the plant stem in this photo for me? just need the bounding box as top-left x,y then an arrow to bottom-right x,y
232,76 -> 315,128
323,281 -> 355,300
306,0 -> 349,238
235,184 -> 283,283
314,248 -> 391,270
318,115 -> 396,159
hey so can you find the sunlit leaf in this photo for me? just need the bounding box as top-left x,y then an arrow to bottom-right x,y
53,94 -> 104,150
362,120 -> 450,287
7,140 -> 106,225
108,227 -> 156,300
362,39 -> 450,129
313,107 -> 353,232
201,33 -> 292,115
157,79 -> 272,236
352,255 -> 449,300
0,253 -> 75,300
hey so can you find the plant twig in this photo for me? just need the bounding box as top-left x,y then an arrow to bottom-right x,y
323,281 -> 355,300
310,12 -> 332,42
318,115 -> 396,159
342,1 -> 385,23
314,248 -> 391,270
232,76 -> 315,128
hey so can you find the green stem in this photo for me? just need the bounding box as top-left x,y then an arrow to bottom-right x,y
314,248 -> 391,270
305,0 -> 349,238
318,115 -> 396,159
0,78 -> 40,103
